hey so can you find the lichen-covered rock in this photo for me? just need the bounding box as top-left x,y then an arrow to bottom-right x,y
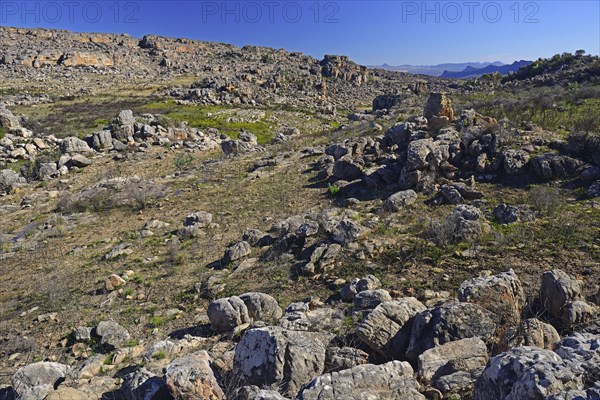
473,347 -> 583,400
340,275 -> 381,302
424,93 -> 454,121
407,302 -> 497,360
355,297 -> 426,359
503,318 -> 560,350
207,296 -> 250,333
298,361 -> 425,400
540,269 -> 583,318
458,270 -> 525,326
12,362 -> 70,396
353,289 -> 392,311
239,292 -> 283,322
554,333 -> 600,384
233,326 -> 333,396
384,190 -> 418,211
60,136 -> 92,154
165,351 -> 224,400
0,169 -> 26,194
417,337 -> 488,385
503,149 -> 530,175
93,320 -> 130,351
324,347 -> 369,373
122,368 -> 171,400
222,241 -> 252,265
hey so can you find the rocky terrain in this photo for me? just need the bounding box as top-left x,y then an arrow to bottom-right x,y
0,27 -> 599,400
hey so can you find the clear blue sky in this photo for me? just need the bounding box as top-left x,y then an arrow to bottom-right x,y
1,0 -> 598,65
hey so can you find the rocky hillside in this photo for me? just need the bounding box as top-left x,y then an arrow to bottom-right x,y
0,26 -> 599,400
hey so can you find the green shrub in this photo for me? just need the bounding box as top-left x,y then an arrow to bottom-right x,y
174,154 -> 194,171
327,182 -> 340,196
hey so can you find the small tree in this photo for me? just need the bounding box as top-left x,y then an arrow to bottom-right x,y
575,49 -> 586,57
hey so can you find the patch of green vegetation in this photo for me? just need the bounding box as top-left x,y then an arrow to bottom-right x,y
124,338 -> 139,347
327,182 -> 340,196
455,85 -> 600,134
148,315 -> 169,328
93,118 -> 110,127
0,127 -> 5,139
104,352 -> 115,365
173,153 -> 194,171
141,100 -> 273,144
152,351 -> 166,360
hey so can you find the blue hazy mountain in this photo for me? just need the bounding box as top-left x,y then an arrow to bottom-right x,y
371,61 -> 505,76
440,60 -> 533,79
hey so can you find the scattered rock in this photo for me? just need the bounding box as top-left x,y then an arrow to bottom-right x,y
165,351 -> 224,400
406,302 -> 497,360
384,190 -> 418,211
458,270 -> 525,326
473,346 -> 583,400
207,296 -> 250,333
355,297 -> 426,359
233,326 -> 333,396
298,361 -> 425,400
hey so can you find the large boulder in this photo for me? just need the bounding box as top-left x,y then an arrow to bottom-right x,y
424,93 -> 454,121
340,275 -> 381,302
540,269 -> 583,319
121,368 -> 171,400
239,292 -> 283,322
298,361 -> 425,400
405,138 -> 433,172
12,362 -> 70,396
473,347 -> 583,400
355,297 -> 426,359
0,106 -> 21,130
503,318 -> 560,350
207,296 -> 250,333
353,289 -> 392,311
503,149 -> 530,175
417,337 -> 488,387
406,302 -> 497,360
233,326 -> 333,396
0,169 -> 26,194
93,320 -> 130,351
165,351 -> 224,400
555,333 -> 600,384
384,190 -> 418,211
332,157 -> 363,181
60,136 -> 92,154
111,110 -> 136,142
458,270 -> 526,326
324,347 -> 369,373
223,241 -> 252,265
531,154 -> 585,180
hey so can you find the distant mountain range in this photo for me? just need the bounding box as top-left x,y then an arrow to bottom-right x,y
371,62 -> 505,76
440,60 -> 533,79
371,60 -> 532,78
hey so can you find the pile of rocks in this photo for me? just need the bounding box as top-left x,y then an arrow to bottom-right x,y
7,268 -> 597,399
314,93 -> 599,204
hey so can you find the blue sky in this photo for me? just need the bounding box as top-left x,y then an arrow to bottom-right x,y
1,1 -> 599,65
